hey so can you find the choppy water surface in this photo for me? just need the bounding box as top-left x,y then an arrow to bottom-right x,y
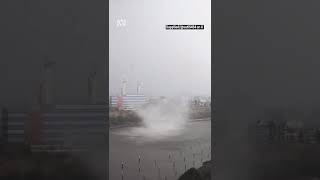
109,119 -> 211,180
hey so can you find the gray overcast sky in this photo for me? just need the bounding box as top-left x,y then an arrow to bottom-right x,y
109,0 -> 211,97
4,0 -> 320,110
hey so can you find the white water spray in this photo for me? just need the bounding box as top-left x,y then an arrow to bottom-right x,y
117,97 -> 191,141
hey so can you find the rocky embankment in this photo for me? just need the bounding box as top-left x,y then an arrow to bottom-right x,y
188,107 -> 211,119
109,109 -> 143,128
178,161 -> 211,180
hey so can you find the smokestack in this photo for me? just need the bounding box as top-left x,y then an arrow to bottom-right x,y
137,81 -> 143,95
42,60 -> 56,105
121,77 -> 127,96
137,81 -> 140,95
88,71 -> 97,104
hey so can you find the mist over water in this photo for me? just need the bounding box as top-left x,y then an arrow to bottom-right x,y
116,98 -> 190,142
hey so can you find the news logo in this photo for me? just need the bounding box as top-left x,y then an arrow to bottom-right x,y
116,18 -> 127,27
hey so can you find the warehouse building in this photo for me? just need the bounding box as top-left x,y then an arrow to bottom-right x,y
110,94 -> 146,110
109,78 -> 146,110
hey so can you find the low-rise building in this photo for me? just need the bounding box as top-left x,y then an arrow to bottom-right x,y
109,94 -> 146,111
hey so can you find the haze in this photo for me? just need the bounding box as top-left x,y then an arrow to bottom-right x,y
109,0 -> 211,97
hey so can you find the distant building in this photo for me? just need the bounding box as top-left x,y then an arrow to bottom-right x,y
191,96 -> 211,107
110,78 -> 146,111
110,94 -> 146,110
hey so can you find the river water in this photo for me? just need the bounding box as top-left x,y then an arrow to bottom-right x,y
109,119 -> 211,180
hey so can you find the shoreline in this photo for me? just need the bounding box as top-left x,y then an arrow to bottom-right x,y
109,117 -> 211,130
109,122 -> 142,130
189,117 -> 211,122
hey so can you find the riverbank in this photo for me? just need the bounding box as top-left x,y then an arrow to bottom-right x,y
109,108 -> 211,129
109,109 -> 142,127
189,117 -> 211,122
